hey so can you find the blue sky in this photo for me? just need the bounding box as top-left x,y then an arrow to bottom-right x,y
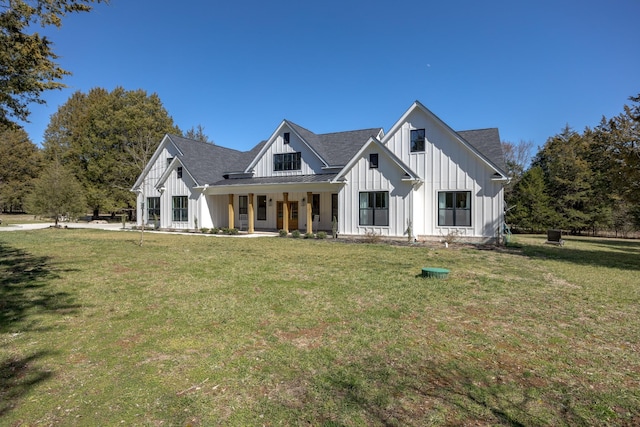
22,0 -> 639,155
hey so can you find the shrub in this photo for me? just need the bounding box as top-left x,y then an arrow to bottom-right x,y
304,232 -> 315,239
279,229 -> 288,237
363,230 -> 382,243
200,228 -> 209,234
210,228 -> 219,234
316,231 -> 327,239
227,228 -> 239,235
291,230 -> 301,238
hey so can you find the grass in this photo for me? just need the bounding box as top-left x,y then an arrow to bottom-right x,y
0,213 -> 52,226
1,230 -> 639,426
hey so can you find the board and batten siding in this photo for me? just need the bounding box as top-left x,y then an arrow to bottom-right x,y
137,144 -> 180,227
339,145 -> 413,237
252,127 -> 325,177
384,109 -> 504,241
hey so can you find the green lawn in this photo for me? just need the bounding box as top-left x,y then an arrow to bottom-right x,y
1,230 -> 639,426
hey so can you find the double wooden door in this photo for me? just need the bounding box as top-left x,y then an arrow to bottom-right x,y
276,201 -> 298,230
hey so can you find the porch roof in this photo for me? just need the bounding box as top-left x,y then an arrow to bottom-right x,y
210,173 -> 339,186
201,174 -> 341,194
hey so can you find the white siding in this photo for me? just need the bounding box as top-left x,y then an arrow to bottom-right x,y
384,109 -> 504,241
252,126 -> 325,177
338,145 -> 413,237
137,144 -> 180,227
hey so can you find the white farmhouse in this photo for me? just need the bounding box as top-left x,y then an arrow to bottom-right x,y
132,101 -> 508,242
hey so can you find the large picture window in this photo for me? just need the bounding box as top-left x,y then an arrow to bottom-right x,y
147,197 -> 160,220
359,191 -> 389,226
257,195 -> 267,221
411,129 -> 425,152
274,152 -> 301,171
172,196 -> 188,222
438,191 -> 471,227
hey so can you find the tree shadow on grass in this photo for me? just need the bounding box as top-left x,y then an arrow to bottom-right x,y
0,351 -> 55,417
507,237 -> 640,271
0,241 -> 79,334
305,357 -> 592,426
0,241 -> 79,418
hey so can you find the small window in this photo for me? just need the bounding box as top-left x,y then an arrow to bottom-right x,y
177,166 -> 183,178
411,129 -> 425,152
438,191 -> 471,227
239,195 -> 248,215
359,191 -> 389,226
284,132 -> 290,144
257,195 -> 267,221
167,157 -> 174,165
273,152 -> 301,171
172,196 -> 188,222
369,153 -> 379,168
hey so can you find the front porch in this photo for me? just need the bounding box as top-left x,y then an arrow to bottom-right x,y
203,187 -> 340,235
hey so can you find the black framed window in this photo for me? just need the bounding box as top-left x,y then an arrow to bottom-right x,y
359,191 -> 389,226
147,197 -> 160,220
284,132 -> 290,144
177,166 -> 183,178
369,153 -> 379,168
438,191 -> 471,226
331,193 -> 338,223
410,129 -> 425,152
257,195 -> 267,221
172,196 -> 188,222
273,152 -> 301,171
239,195 -> 248,215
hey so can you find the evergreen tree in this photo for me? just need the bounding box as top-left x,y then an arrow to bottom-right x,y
0,124 -> 42,212
533,126 -> 595,233
0,0 -> 105,126
185,124 -> 214,143
507,166 -> 555,232
25,159 -> 86,226
42,87 -> 180,218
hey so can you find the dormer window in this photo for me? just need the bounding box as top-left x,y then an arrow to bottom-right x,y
177,166 -> 183,178
369,153 -> 379,168
410,129 -> 425,152
283,132 -> 290,144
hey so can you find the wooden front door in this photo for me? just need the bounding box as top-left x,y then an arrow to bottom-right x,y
277,201 -> 299,231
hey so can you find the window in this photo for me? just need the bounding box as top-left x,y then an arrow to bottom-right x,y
257,195 -> 267,221
369,153 -> 379,168
147,197 -> 160,220
438,191 -> 471,226
312,194 -> 320,220
283,132 -> 290,144
359,191 -> 389,226
239,195 -> 248,215
177,166 -> 183,178
410,129 -> 425,152
273,152 -> 301,171
167,157 -> 174,165
331,193 -> 338,224
172,196 -> 188,222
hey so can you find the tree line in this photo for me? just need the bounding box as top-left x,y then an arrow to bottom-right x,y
0,86 -> 211,221
504,94 -> 640,237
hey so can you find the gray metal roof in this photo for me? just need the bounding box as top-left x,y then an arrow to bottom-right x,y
210,173 -> 338,187
456,128 -> 506,173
